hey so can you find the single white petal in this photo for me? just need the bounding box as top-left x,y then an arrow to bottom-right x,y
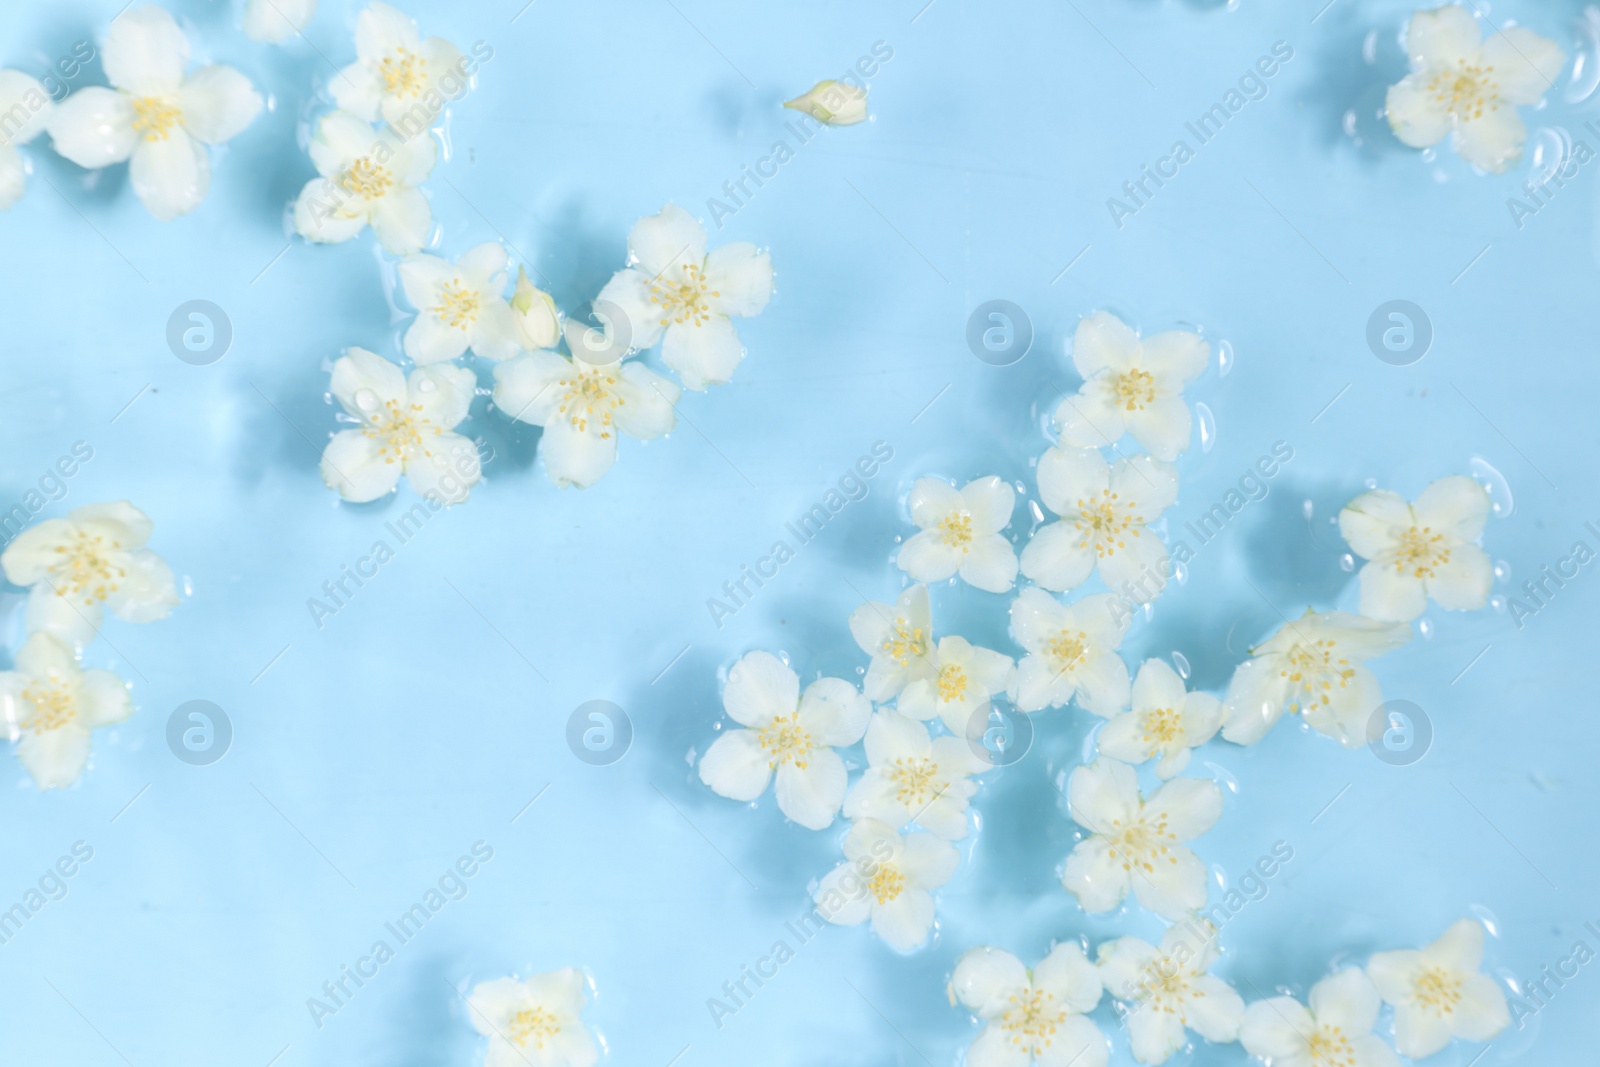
1392,1003 -> 1453,1059
331,347 -> 407,414
704,243 -> 773,317
723,649 -> 797,726
1069,758 -> 1141,831
1073,650 -> 1132,719
178,66 -> 262,144
1072,311 -> 1141,378
962,476 -> 1016,535
0,144 -> 24,210
129,132 -> 210,221
1453,107 -> 1525,174
71,501 -> 153,546
870,887 -> 935,951
1404,4 -> 1483,68
79,669 -> 133,727
17,727 -> 91,790
243,0 -> 317,44
965,1025 -> 1031,1067
1452,973 -> 1510,1041
629,202 -> 707,277
1339,489 -> 1412,559
1062,836 -> 1131,912
491,350 -> 567,426
1412,475 -> 1491,539
813,862 -> 872,926
1220,655 -> 1292,745
1130,845 -> 1208,919
369,187 -> 432,256
1037,1016 -> 1109,1067
898,529 -> 962,583
104,549 -> 178,622
1124,393 -> 1192,461
1239,997 -> 1313,1061
1186,975 -> 1246,1042
1144,776 -> 1222,840
47,87 -> 136,168
797,676 -> 870,746
1033,942 -> 1102,1014
1309,968 -> 1382,1034
613,362 -> 681,440
0,71 -> 52,143
662,317 -> 744,390
774,752 -> 846,829
103,5 -> 190,95
293,178 -> 368,245
1386,72 -> 1453,148
1139,329 -> 1209,386
1480,28 -> 1564,105
403,432 -> 480,505
959,534 -> 1019,593
595,268 -> 668,350
1055,382 -> 1126,451
951,946 -> 1029,1016
1020,521 -> 1097,592
698,729 -> 772,800
1358,561 -> 1429,622
1127,998 -> 1188,1064
1037,444 -> 1110,516
321,430 -> 401,502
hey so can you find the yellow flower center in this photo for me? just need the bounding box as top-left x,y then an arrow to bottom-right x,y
130,96 -> 181,141
1427,61 -> 1500,122
649,262 -> 718,328
1105,808 -> 1177,874
379,47 -> 427,97
936,663 -> 968,703
1141,706 -> 1182,746
507,1006 -> 561,1048
1000,986 -> 1067,1054
1132,955 -> 1201,1018
20,678 -> 75,734
1393,525 -> 1450,579
1111,368 -> 1157,410
363,398 -> 439,463
1074,489 -> 1141,556
432,281 -> 482,330
1413,966 -> 1464,1014
1280,639 -> 1356,714
758,713 -> 814,769
867,864 -> 905,903
557,367 -> 623,439
339,157 -> 394,200
1044,630 -> 1088,674
888,756 -> 941,807
879,624 -> 929,668
939,511 -> 973,549
1307,1026 -> 1356,1067
55,531 -> 126,605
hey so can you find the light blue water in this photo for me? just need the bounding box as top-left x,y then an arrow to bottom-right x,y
0,0 -> 1596,1063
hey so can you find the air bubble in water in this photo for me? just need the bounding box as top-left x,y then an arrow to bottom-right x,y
1302,499 -> 1315,521
1172,651 -> 1191,679
1494,560 -> 1511,583
1339,553 -> 1355,572
1418,618 -> 1434,639
1195,402 -> 1216,453
1362,29 -> 1379,64
1217,340 -> 1234,377
1469,455 -> 1514,518
1490,594 -> 1508,613
1569,6 -> 1600,103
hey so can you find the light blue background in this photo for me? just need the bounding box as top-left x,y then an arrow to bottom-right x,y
0,0 -> 1595,1063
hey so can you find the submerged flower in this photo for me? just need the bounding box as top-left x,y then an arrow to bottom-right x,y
1096,659 -> 1221,779
0,632 -> 132,790
331,2 -> 464,127
843,711 -> 985,839
1009,589 -> 1131,715
595,203 -> 773,390
1241,968 -> 1401,1067
698,650 -> 870,830
848,584 -> 937,702
243,0 -> 316,43
1098,925 -> 1245,1065
0,71 -> 52,209
1366,918 -> 1510,1059
492,320 -> 680,489
1340,475 -> 1492,622
813,817 -> 958,951
1053,312 -> 1208,461
1,501 -> 178,641
898,476 -> 1019,593
1061,757 -> 1221,920
511,267 -> 560,350
293,109 -> 436,255
784,79 -> 868,125
1386,5 -> 1564,174
47,5 -> 262,220
320,348 -> 481,504
896,634 -> 1014,735
951,943 -> 1108,1067
1221,610 -> 1412,747
466,969 -> 598,1067
399,243 -> 522,365
1021,446 -> 1178,595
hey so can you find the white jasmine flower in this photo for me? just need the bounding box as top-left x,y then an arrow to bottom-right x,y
0,71 -> 52,209
0,632 -> 131,790
320,348 -> 481,504
466,969 -> 598,1067
595,203 -> 773,390
951,943 -> 1108,1067
843,711 -> 985,839
1241,968 -> 1401,1067
1339,475 -> 1492,622
1021,446 -> 1178,595
1053,312 -> 1208,462
293,109 -> 436,255
47,6 -> 262,220
331,1 -> 464,127
1366,918 -> 1510,1059
398,243 -> 522,365
243,0 -> 316,43
1098,926 -> 1245,1065
698,650 -> 870,830
784,79 -> 868,125
1009,589 -> 1131,716
896,635 -> 1014,735
1386,5 -> 1564,174
492,320 -> 681,489
813,817 -> 958,951
848,584 -> 937,702
511,267 -> 560,350
1061,757 -> 1221,920
899,476 -> 1019,593
1,502 -> 178,640
1221,610 -> 1412,747
1096,659 -> 1221,779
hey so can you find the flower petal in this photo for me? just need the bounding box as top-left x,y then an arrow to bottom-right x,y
798,677 -> 870,746
492,350 -> 567,426
105,549 -> 178,622
104,5 -> 189,95
962,476 -> 1016,535
179,66 -> 261,144
1145,776 -> 1222,840
1453,107 -> 1526,174
1139,329 -> 1209,385
1020,521 -> 1097,592
1480,27 -> 1564,105
952,946 -> 1028,1017
1404,4 -> 1482,68
723,649 -> 797,726
1412,475 -> 1491,539
1037,444 -> 1109,517
1339,489 -> 1412,559
1358,561 -> 1429,622
629,202 -> 707,277
898,529 -> 962,583
130,132 -> 210,221
1186,974 -> 1246,1042
17,726 -> 91,790
1054,382 -> 1126,451
1034,942 -> 1102,1015
662,317 -> 744,390
404,432 -> 480,505
1072,311 -> 1140,378
1385,72 -> 1453,148
774,751 -> 845,829
47,87 -> 136,168
1309,968 -> 1381,1034
613,362 -> 681,440
959,535 -> 1019,593
698,728 -> 772,801
1124,393 -> 1192,461
871,887 -> 935,951
369,187 -> 432,256
321,430 -> 401,503
704,243 -> 773,317
1239,997 -> 1312,1061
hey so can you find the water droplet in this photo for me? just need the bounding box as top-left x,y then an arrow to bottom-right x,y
322,391 -> 334,405
1342,109 -> 1359,139
1362,29 -> 1379,64
1421,147 -> 1438,163
1468,904 -> 1501,939
1029,500 -> 1045,524
1418,618 -> 1434,640
1203,761 -> 1240,794
1489,594 -> 1508,613
354,388 -> 379,412
1216,340 -> 1234,377
1569,7 -> 1600,103
1301,498 -> 1315,521
1172,559 -> 1188,585
417,377 -> 436,393
1494,560 -> 1511,583
1171,651 -> 1191,679
1195,402 -> 1216,454
1469,456 -> 1514,518
1339,553 -> 1355,572
1363,477 -> 1378,490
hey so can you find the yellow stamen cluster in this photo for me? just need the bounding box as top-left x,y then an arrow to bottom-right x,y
758,713 -> 815,769
432,281 -> 482,330
340,158 -> 394,200
1111,368 -> 1157,410
1280,639 -> 1356,714
130,96 -> 181,141
1141,706 -> 1182,747
1074,489 -> 1140,556
1426,60 -> 1499,122
1045,630 -> 1088,673
557,368 -> 623,439
1106,809 -> 1177,874
880,623 -> 929,667
1393,525 -> 1450,579
379,47 -> 426,97
364,399 -> 438,464
939,511 -> 973,549
999,986 -> 1067,1054
1413,966 -> 1464,1014
20,679 -> 75,734
936,663 -> 968,703
888,756 -> 940,807
55,531 -> 126,605
867,864 -> 905,903
1307,1026 -> 1357,1067
649,262 -> 718,328
507,1006 -> 561,1048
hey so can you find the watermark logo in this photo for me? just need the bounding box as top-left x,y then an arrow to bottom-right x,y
166,700 -> 232,766
567,700 -> 632,766
166,300 -> 232,366
1365,300 -> 1431,366
963,698 -> 1033,767
1366,699 -> 1431,766
966,300 -> 1032,366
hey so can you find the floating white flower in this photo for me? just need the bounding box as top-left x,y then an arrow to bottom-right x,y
698,650 -> 870,830
1220,610 -> 1411,747
1241,968 -> 1401,1067
951,943 -> 1108,1067
47,5 -> 262,220
399,243 -> 522,365
1339,475 -> 1492,622
595,203 -> 773,390
848,584 -> 937,702
1098,925 -> 1245,1065
813,817 -> 958,951
1,502 -> 178,644
1366,918 -> 1510,1059
896,635 -> 1014,735
293,110 -> 436,255
898,476 -> 1019,593
511,267 -> 560,350
466,969 -> 598,1067
0,632 -> 131,790
843,711 -> 985,839
1061,757 -> 1221,920
0,71 -> 52,209
320,348 -> 481,504
243,0 -> 316,43
492,320 -> 681,489
1009,589 -> 1131,716
1053,312 -> 1208,462
784,80 -> 868,125
1021,446 -> 1177,595
1096,659 -> 1221,779
1385,5 -> 1564,174
331,2 -> 464,127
